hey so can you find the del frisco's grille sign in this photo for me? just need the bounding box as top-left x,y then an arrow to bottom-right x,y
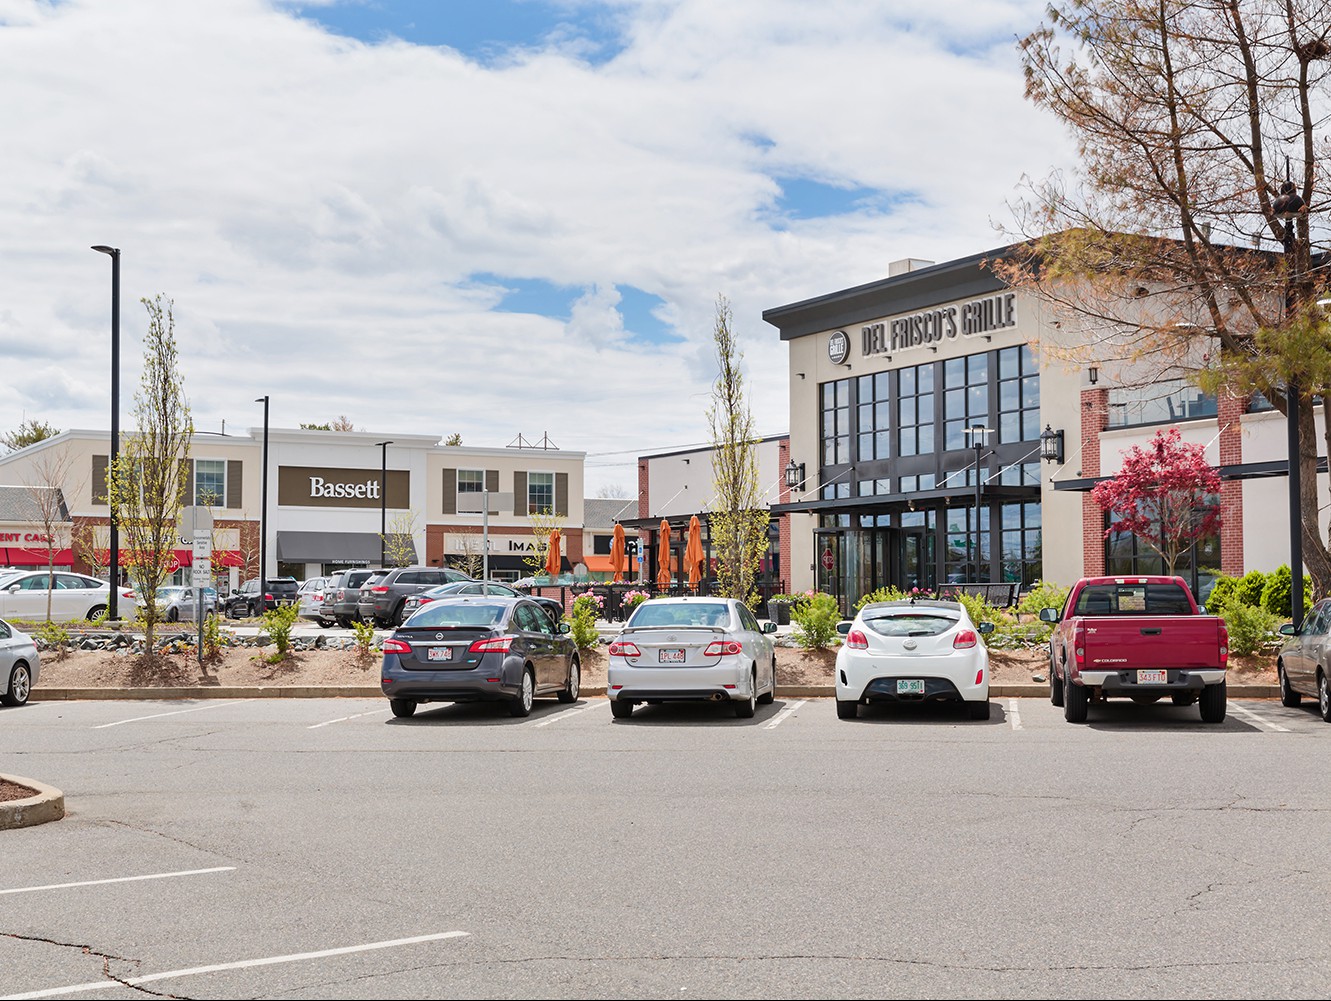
278,466 -> 410,508
860,292 -> 1017,357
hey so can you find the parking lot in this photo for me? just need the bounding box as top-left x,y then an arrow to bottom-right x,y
4,695 -> 1331,999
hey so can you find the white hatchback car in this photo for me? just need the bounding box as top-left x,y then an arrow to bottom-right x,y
606,596 -> 778,719
835,599 -> 993,720
0,618 -> 40,707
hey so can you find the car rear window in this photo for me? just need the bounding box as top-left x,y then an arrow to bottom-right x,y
628,602 -> 730,628
861,612 -> 958,637
407,602 -> 507,628
1075,583 -> 1193,616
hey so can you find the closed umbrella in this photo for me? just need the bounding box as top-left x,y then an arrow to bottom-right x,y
610,523 -> 626,583
656,519 -> 672,588
545,530 -> 561,578
685,515 -> 704,589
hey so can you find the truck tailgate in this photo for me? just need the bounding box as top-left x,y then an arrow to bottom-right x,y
1083,616 -> 1222,670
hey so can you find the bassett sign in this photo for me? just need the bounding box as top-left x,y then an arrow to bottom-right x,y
278,466 -> 410,509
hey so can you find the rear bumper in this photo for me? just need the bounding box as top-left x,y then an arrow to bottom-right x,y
607,661 -> 752,702
381,661 -> 518,704
1076,668 -> 1227,691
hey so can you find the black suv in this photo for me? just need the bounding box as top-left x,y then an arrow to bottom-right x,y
223,577 -> 300,618
356,566 -> 472,626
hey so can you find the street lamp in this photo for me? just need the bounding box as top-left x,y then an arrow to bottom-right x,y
1039,424 -> 1064,463
783,459 -> 806,491
255,396 -> 269,611
1274,180 -> 1307,628
963,425 -> 994,583
91,245 -> 120,618
375,441 -> 393,567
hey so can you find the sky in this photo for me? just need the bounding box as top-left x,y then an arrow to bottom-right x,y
0,0 -> 1075,496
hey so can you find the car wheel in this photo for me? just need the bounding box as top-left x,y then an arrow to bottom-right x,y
337,616 -> 353,628
734,670 -> 757,718
1319,672 -> 1331,723
1171,693 -> 1197,707
835,698 -> 858,720
1,663 -> 31,707
1199,680 -> 1227,723
1279,662 -> 1301,707
508,668 -> 535,717
558,659 -> 580,703
226,603 -> 239,620
609,698 -> 634,719
758,658 -> 776,704
392,601 -> 407,626
1063,671 -> 1089,723
389,698 -> 417,718
968,699 -> 991,720
1049,657 -> 1064,707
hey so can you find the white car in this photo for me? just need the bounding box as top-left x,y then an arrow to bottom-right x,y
0,618 -> 40,707
0,571 -> 139,623
834,599 -> 994,720
296,577 -> 335,627
606,596 -> 778,719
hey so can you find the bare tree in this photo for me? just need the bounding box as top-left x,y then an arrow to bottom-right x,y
380,510 -> 421,568
446,534 -> 485,579
107,295 -> 193,656
21,447 -> 77,621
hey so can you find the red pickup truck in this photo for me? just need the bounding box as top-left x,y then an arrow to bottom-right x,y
1040,576 -> 1229,724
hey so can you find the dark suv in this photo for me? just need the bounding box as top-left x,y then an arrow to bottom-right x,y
223,577 -> 300,618
327,569 -> 377,627
356,566 -> 472,626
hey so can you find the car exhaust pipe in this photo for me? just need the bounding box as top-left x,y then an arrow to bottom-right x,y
710,692 -> 727,702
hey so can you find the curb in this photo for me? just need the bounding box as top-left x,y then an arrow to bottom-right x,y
0,774 -> 65,830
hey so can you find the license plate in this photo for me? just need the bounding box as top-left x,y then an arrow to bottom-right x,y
896,679 -> 925,695
1137,669 -> 1167,684
427,647 -> 453,662
660,648 -> 685,664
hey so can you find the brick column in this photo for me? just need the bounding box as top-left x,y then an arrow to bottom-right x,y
1217,393 -> 1245,577
1081,388 -> 1109,575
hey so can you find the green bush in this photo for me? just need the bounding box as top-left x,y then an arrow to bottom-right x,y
33,620 -> 71,660
1236,570 -> 1268,607
854,586 -> 910,612
201,612 -> 223,663
1220,601 -> 1281,656
1260,564 -> 1313,618
1204,574 -> 1239,612
569,602 -> 600,650
260,603 -> 300,659
1016,580 -> 1070,617
352,620 -> 377,668
791,592 -> 841,649
952,592 -> 1014,648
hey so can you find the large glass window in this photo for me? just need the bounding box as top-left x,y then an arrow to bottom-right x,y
1108,379 -> 1217,427
856,372 -> 891,461
897,363 -> 935,457
944,354 -> 990,450
528,472 -> 554,514
997,345 -> 1040,443
457,469 -> 484,494
194,459 -> 226,507
999,501 -> 1042,587
821,379 -> 851,466
944,505 -> 989,583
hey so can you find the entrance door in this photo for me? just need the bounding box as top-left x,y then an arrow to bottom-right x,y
815,531 -> 841,612
898,528 -> 935,593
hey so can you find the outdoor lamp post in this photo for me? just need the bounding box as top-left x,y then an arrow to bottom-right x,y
91,245 -> 121,617
375,441 -> 393,567
963,426 -> 994,583
255,396 -> 269,611
1274,180 -> 1307,629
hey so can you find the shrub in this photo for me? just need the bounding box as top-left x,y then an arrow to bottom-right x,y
572,592 -> 604,619
569,601 -> 600,650
1204,574 -> 1239,612
1219,601 -> 1281,656
1260,564 -> 1313,618
621,590 -> 651,615
1016,580 -> 1070,617
790,592 -> 841,649
33,620 -> 71,661
854,586 -> 910,612
201,612 -> 223,664
952,592 -> 1014,648
352,620 -> 377,668
1236,570 -> 1268,607
260,603 -> 300,660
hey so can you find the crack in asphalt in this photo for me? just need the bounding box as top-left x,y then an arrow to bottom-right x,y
0,931 -> 188,998
93,818 -> 250,864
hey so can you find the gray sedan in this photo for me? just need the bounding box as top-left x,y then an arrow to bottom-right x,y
0,618 -> 40,707
154,586 -> 218,622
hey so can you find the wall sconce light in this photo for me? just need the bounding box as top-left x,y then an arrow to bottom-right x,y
797,372 -> 806,380
1039,424 -> 1065,463
683,458 -> 690,464
1087,366 -> 1099,385
784,459 -> 806,491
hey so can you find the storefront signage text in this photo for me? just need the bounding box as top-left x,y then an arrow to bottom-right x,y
860,292 -> 1017,356
277,466 -> 410,509
0,532 -> 55,543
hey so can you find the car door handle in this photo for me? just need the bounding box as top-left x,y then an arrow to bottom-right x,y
1140,628 -> 1162,635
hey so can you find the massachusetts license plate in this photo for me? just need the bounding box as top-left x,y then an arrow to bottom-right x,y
427,647 -> 453,662
1137,669 -> 1167,684
896,679 -> 925,695
660,648 -> 685,664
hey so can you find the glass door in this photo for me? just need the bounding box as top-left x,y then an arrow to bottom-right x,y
814,530 -> 842,612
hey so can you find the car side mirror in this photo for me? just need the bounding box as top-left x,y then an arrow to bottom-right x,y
1038,607 -> 1059,623
1197,604 -> 1206,615
558,621 -> 571,634
1280,622 -> 1297,636
6,583 -> 19,593
762,621 -> 777,634
977,621 -> 995,634
836,620 -> 852,635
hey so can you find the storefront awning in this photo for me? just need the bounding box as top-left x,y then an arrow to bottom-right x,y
275,531 -> 416,564
1050,457 -> 1330,493
769,483 -> 1038,515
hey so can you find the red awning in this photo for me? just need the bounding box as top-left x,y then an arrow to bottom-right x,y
5,548 -> 75,566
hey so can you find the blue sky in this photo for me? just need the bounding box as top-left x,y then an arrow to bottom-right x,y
0,0 -> 1072,494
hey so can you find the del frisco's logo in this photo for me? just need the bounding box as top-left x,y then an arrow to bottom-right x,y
827,329 -> 850,364
309,476 -> 380,500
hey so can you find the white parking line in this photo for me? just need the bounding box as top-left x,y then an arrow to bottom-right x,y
1228,703 -> 1291,732
764,699 -> 806,729
1007,698 -> 1023,730
308,709 -> 384,729
533,701 -> 599,727
0,867 -> 234,897
2,931 -> 470,999
92,701 -> 245,729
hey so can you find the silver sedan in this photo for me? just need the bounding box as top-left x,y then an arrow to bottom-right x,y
0,618 -> 40,707
606,596 -> 778,719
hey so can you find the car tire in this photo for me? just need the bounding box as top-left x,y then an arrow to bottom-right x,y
1319,672 -> 1331,723
1171,693 -> 1197,707
1279,662 -> 1301,707
389,698 -> 417,718
1199,680 -> 1228,723
87,604 -> 107,621
1,663 -> 32,707
1049,657 -> 1064,707
757,658 -> 776,704
227,603 -> 239,620
968,699 -> 991,720
835,698 -> 858,720
1063,671 -> 1089,723
508,668 -> 535,717
733,670 -> 757,718
558,659 -> 580,703
609,698 -> 634,719
392,601 -> 407,626
337,616 -> 353,628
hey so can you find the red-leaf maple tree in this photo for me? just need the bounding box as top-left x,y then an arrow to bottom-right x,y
1092,428 -> 1221,577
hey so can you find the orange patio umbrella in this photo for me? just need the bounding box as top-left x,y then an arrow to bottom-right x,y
656,519 -> 672,587
545,529 -> 561,578
685,515 -> 704,588
610,523 -> 627,583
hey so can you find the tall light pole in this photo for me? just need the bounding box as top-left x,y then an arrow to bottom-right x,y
255,396 -> 269,612
1274,180 -> 1306,629
964,425 -> 994,583
375,441 -> 393,567
91,246 -> 121,618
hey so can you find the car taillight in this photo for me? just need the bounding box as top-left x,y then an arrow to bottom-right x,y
1219,623 -> 1229,667
703,640 -> 743,656
469,636 -> 513,654
120,589 -> 135,599
608,640 -> 641,657
264,593 -> 273,601
381,639 -> 411,655
371,585 -> 390,594
1074,621 -> 1086,666
975,668 -> 985,685
337,590 -> 345,600
953,629 -> 978,649
417,597 -> 434,606
845,629 -> 868,650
